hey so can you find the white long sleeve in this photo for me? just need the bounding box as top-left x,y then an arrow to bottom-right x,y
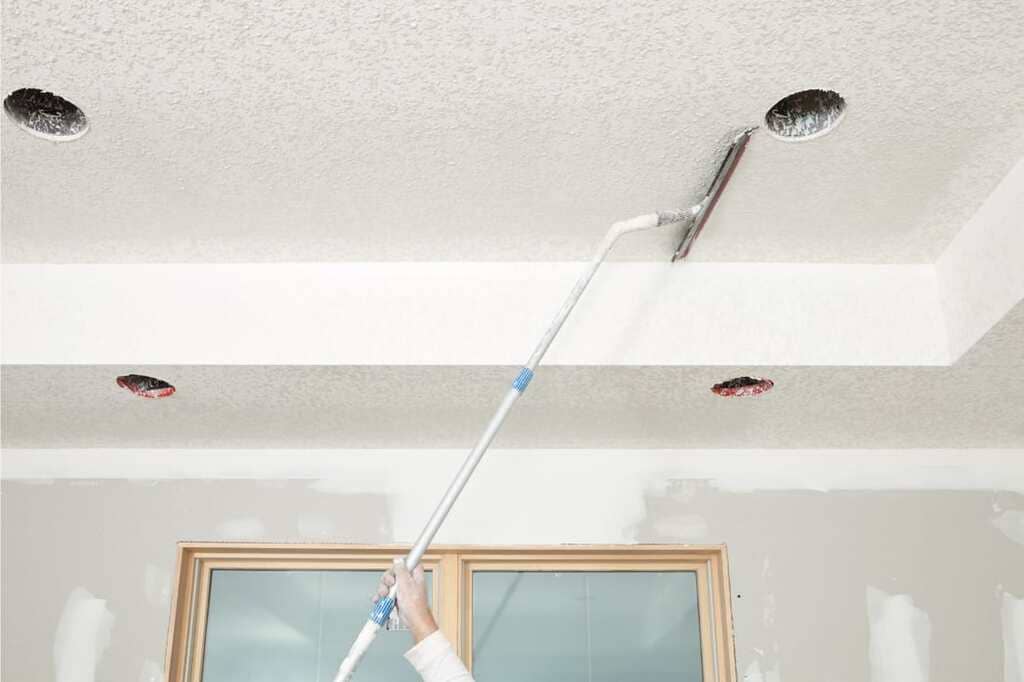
404,630 -> 475,682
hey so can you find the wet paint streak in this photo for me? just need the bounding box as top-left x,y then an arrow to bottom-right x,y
116,374 -> 175,399
712,376 -> 774,397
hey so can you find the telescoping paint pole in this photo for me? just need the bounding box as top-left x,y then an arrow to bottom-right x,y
331,210 -> 690,681
333,126 -> 758,679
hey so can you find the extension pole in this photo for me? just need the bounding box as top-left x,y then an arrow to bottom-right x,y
333,209 -> 689,681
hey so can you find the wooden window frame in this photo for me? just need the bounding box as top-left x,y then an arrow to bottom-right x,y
166,543 -> 736,682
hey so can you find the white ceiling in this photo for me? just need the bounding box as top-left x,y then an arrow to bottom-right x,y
2,1 -> 1023,453
3,0 -> 1023,263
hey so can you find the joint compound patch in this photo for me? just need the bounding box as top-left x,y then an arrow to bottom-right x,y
992,510 -> 1024,546
215,517 -> 266,540
309,455 -> 655,545
650,513 -> 709,540
743,660 -> 781,682
866,587 -> 931,682
297,513 -> 336,539
763,593 -> 777,628
1005,592 -> 1024,682
144,564 -> 172,607
139,659 -> 163,682
54,587 -> 115,682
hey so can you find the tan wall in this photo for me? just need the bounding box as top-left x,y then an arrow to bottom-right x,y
2,478 -> 1022,682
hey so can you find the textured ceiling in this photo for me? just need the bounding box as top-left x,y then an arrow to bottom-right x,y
3,0 -> 1024,263
2,1 -> 1022,454
4,359 -> 1023,449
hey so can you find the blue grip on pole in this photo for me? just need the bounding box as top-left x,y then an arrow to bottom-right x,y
369,596 -> 396,626
512,367 -> 534,392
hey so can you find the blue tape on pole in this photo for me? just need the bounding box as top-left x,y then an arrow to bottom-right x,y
370,596 -> 396,626
512,367 -> 534,392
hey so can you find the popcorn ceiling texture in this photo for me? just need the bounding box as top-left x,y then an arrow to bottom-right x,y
4,364 -> 1023,449
2,0 -> 1023,263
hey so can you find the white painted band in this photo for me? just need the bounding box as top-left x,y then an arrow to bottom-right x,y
5,449 -> 1022,493
1,262 -> 949,366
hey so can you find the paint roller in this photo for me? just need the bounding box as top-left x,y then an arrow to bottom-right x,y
332,127 -> 757,681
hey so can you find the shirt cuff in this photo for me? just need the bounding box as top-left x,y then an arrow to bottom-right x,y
404,630 -> 451,672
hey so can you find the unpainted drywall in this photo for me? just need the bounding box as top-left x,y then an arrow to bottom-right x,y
2,473 -> 1022,682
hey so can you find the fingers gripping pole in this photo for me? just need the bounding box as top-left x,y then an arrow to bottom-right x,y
333,211 -> 682,681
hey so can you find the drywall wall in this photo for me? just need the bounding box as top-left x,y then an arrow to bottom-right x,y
2,450 -> 1022,682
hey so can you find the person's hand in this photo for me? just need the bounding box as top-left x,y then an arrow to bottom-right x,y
375,559 -> 438,643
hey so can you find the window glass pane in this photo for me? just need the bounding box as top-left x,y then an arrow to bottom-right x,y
472,571 -> 702,682
202,569 -> 431,682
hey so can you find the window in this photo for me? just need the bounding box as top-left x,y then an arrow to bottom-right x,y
166,544 -> 736,682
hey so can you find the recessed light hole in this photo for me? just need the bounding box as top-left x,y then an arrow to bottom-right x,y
4,88 -> 89,141
117,374 -> 176,399
711,376 -> 774,397
764,89 -> 845,142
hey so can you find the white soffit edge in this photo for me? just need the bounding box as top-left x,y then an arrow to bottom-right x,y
3,450 -> 1023,494
1,263 -> 947,366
